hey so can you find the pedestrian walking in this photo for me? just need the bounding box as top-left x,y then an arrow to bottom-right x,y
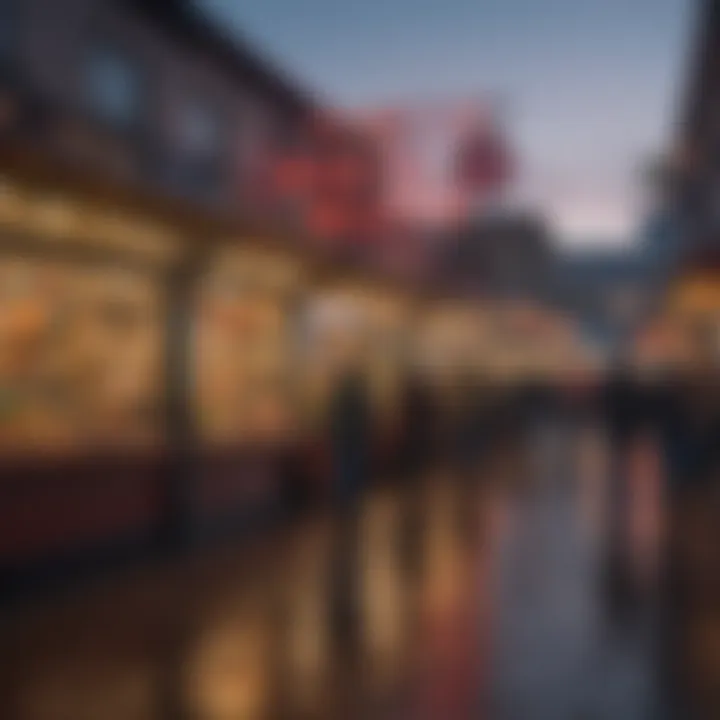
327,364 -> 372,651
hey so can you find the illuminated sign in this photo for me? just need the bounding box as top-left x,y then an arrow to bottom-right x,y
269,116 -> 384,247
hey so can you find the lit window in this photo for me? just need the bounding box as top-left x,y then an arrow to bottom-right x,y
84,45 -> 140,127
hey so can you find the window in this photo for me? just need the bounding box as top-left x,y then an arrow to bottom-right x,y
178,100 -> 221,158
169,99 -> 225,197
0,0 -> 16,63
0,258 -> 164,452
84,44 -> 140,127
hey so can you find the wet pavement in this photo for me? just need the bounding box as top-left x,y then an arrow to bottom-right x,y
489,425 -> 658,720
1,419 -> 718,719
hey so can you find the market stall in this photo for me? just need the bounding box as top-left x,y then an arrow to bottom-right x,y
307,284 -> 410,421
299,280 -> 414,482
413,302 -> 481,387
0,258 -> 165,452
0,175 -> 180,570
412,301 -> 486,448
632,315 -> 686,376
667,267 -> 720,369
193,244 -> 307,523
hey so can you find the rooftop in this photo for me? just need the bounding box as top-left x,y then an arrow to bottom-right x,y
127,0 -> 317,118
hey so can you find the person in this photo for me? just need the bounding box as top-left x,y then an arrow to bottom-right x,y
397,371 -> 436,578
451,373 -> 491,545
455,376 -> 484,475
327,364 -> 372,650
329,367 -> 371,508
648,362 -> 690,718
398,371 -> 436,481
601,356 -> 646,623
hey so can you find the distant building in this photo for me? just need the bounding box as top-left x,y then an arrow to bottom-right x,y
438,210 -> 552,300
551,248 -> 656,349
665,0 -> 720,254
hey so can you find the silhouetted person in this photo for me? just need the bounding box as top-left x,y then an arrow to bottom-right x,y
328,367 -> 371,651
518,375 -> 549,432
330,369 -> 371,506
601,360 -> 646,623
397,372 -> 435,578
452,374 -> 490,545
399,372 -> 435,479
647,367 -> 690,719
454,375 -> 477,477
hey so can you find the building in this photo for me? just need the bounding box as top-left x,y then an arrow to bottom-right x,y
627,0 -> 720,361
272,110 -> 386,259
351,100 -> 515,278
0,0 -> 389,253
439,210 -> 553,301
551,247 -> 656,350
0,0 -> 320,215
0,0 -> 395,589
664,0 -> 720,254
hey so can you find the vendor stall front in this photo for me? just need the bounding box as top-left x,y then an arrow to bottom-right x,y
664,262 -> 720,371
193,244 -> 307,526
411,300 -> 486,442
299,278 -> 414,483
0,175 -> 181,575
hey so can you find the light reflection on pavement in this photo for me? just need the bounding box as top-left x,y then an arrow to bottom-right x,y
1,421 -> 717,719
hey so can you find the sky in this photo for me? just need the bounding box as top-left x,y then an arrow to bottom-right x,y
202,0 -> 691,247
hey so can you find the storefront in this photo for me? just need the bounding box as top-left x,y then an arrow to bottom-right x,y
479,302 -> 533,388
412,300 -> 485,436
299,278 -> 414,478
193,243 -> 307,524
0,158 -> 496,583
664,261 -> 720,370
632,315 -> 685,376
0,174 -> 181,573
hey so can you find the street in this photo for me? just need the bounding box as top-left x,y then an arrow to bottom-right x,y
4,418 -> 714,720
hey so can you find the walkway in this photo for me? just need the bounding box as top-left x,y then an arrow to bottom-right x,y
0,420 -> 709,719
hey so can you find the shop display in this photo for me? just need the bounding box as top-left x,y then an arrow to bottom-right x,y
299,291 -> 367,432
414,305 -> 481,386
362,292 -> 411,426
194,247 -> 302,445
299,286 -> 411,434
0,258 -> 165,453
664,268 -> 720,369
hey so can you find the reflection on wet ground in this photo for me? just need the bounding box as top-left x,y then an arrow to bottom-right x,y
2,419 -> 720,719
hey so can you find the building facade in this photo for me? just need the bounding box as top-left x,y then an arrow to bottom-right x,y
0,0 -> 315,217
0,0 -> 393,588
666,0 -> 720,254
439,211 -> 552,301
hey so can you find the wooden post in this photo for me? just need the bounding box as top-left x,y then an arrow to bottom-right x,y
162,244 -> 206,548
